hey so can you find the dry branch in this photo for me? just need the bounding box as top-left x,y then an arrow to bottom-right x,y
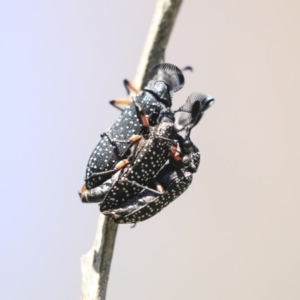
81,1 -> 183,299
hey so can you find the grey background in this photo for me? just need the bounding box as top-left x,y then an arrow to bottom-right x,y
1,0 -> 300,299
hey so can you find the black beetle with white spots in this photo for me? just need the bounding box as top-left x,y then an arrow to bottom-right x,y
80,63 -> 214,223
85,63 -> 184,190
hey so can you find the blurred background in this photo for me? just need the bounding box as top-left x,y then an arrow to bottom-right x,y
1,0 -> 300,299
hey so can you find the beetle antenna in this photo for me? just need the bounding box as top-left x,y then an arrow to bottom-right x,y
145,63 -> 185,96
174,92 -> 215,134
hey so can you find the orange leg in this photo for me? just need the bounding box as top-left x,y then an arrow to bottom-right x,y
85,159 -> 129,181
133,102 -> 150,129
112,134 -> 141,144
124,79 -> 139,94
110,80 -> 140,111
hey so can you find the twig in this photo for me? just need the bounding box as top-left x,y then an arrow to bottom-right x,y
80,1 -> 183,299
134,0 -> 183,90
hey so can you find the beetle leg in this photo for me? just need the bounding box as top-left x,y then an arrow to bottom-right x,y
119,178 -> 164,195
110,134 -> 141,144
101,132 -> 141,159
100,132 -> 122,154
85,159 -> 129,181
109,99 -> 131,112
109,80 -> 139,111
125,142 -> 138,165
123,79 -> 139,94
101,130 -> 141,145
133,101 -> 150,134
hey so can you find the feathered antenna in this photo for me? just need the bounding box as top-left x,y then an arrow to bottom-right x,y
146,63 -> 185,96
174,92 -> 214,137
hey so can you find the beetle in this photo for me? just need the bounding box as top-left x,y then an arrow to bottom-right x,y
102,136 -> 200,223
81,108 -> 180,210
85,63 -> 185,190
100,92 -> 215,223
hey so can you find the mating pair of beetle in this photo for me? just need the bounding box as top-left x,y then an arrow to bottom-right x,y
79,63 -> 214,224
